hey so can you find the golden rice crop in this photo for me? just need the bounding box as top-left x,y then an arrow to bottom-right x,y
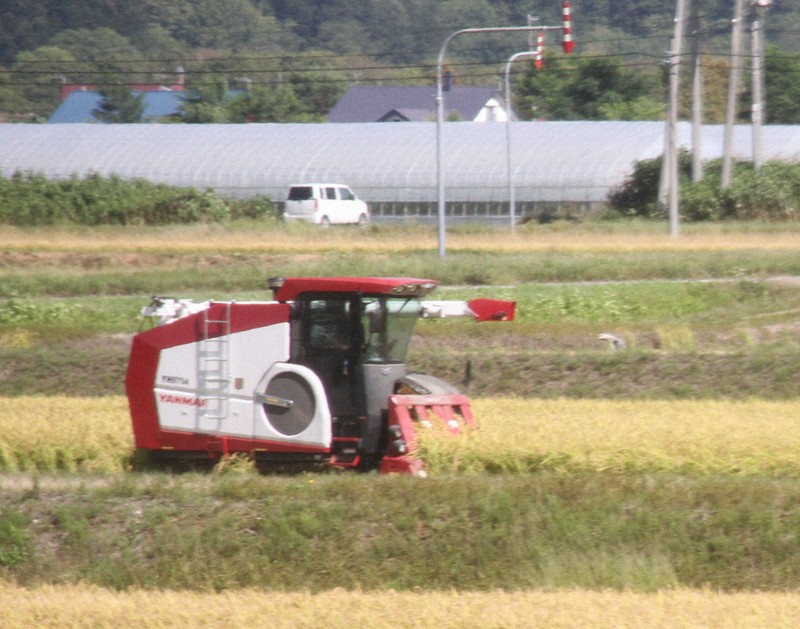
420,398 -> 800,475
1,583 -> 799,628
2,396 -> 800,475
0,396 -> 132,473
3,223 -> 800,255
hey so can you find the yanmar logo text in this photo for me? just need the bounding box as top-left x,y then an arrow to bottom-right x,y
159,393 -> 207,408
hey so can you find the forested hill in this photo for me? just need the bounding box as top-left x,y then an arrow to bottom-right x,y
2,1 -> 800,123
2,0 -> 799,64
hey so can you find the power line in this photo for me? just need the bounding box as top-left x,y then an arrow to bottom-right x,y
3,56 -> 764,91
0,28 -> 741,70
3,29 -> 796,93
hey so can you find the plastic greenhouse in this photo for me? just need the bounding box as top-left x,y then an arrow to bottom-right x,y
2,121 -> 800,222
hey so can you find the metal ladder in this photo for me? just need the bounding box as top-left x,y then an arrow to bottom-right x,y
197,302 -> 232,424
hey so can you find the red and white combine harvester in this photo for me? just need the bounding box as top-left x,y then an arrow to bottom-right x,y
126,277 -> 514,475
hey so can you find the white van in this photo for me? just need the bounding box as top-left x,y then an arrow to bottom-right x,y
284,183 -> 369,227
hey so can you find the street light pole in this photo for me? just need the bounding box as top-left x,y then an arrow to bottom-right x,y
436,26 -> 551,258
505,51 -> 536,233
504,27 -> 563,232
722,0 -> 746,189
666,0 -> 687,239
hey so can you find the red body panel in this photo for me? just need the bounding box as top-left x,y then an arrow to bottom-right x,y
273,277 -> 436,301
467,298 -> 516,322
126,302 -> 290,452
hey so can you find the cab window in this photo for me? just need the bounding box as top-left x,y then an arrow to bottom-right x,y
306,298 -> 360,351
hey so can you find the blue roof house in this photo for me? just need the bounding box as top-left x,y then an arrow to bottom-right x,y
49,90 -> 185,123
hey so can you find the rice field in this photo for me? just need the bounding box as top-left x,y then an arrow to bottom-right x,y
3,222 -> 800,255
2,396 -> 800,475
3,224 -> 800,624
0,396 -> 131,473
0,583 -> 798,628
424,398 -> 800,475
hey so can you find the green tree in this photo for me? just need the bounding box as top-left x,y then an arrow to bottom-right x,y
0,68 -> 31,119
516,53 -> 663,121
598,96 -> 664,121
51,27 -> 143,75
0,1 -> 56,62
144,0 -> 278,49
180,74 -> 231,122
315,19 -> 369,56
91,77 -> 145,123
692,56 -> 730,125
11,45 -> 80,118
226,85 -> 304,122
48,28 -> 148,124
764,46 -> 800,124
286,67 -> 345,119
515,53 -> 576,120
132,25 -> 187,64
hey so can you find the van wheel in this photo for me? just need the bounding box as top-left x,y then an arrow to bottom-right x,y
320,216 -> 331,228
357,214 -> 369,228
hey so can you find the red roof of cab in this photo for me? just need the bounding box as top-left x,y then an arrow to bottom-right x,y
273,277 -> 437,301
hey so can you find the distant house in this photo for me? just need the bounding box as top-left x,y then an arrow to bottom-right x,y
49,67 -> 188,123
327,85 -> 508,123
49,89 -> 186,123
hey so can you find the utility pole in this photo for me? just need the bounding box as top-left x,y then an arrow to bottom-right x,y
751,1 -> 772,170
691,6 -> 704,182
721,0 -> 746,188
528,14 -> 537,55
664,0 -> 687,238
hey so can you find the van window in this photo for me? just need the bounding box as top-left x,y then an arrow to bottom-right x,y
324,187 -> 336,200
288,186 -> 313,201
340,187 -> 355,201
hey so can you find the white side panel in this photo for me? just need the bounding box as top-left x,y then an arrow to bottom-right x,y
155,322 -> 290,436
152,393 -> 257,438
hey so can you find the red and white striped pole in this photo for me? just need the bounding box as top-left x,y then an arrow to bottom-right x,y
535,31 -> 544,69
562,0 -> 575,54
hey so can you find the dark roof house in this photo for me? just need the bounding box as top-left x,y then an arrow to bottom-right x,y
327,85 -> 507,123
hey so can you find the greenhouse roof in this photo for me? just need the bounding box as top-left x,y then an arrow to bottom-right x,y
1,121 -> 799,204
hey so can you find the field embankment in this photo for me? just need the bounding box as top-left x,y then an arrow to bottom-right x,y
4,222 -> 800,297
3,471 -> 800,592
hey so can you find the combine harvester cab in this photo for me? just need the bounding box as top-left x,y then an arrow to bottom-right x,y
126,277 -> 514,475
